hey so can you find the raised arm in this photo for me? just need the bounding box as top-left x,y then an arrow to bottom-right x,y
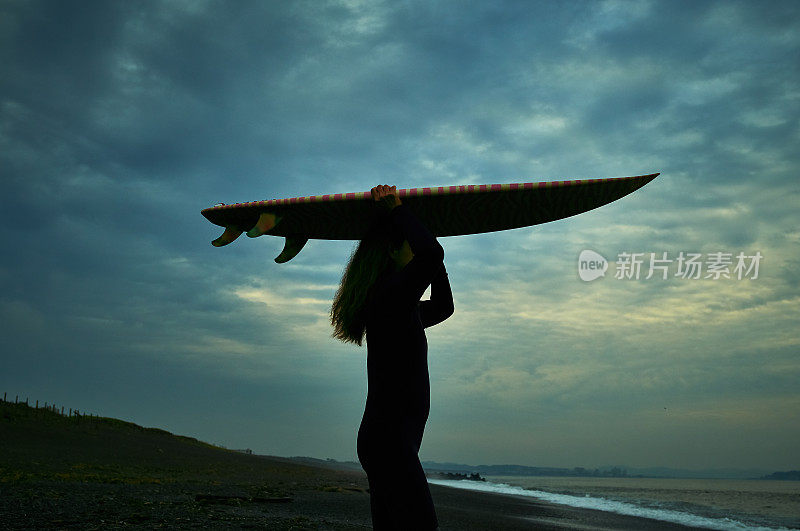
372,185 -> 445,305
420,263 -> 454,328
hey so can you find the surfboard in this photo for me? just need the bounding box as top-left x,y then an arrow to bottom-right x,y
202,173 -> 659,262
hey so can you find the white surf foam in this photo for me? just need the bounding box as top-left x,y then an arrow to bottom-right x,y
427,479 -> 791,531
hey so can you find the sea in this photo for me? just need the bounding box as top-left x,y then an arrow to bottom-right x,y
427,476 -> 800,530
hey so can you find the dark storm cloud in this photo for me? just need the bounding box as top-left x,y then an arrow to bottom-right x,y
1,0 -> 798,469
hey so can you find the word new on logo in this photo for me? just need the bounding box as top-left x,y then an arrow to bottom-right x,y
578,250 -> 608,282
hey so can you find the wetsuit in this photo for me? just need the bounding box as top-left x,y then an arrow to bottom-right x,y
357,205 -> 454,530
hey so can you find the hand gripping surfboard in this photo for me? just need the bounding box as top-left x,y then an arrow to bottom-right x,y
201,173 -> 659,263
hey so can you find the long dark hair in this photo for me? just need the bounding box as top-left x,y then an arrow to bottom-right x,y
331,215 -> 402,345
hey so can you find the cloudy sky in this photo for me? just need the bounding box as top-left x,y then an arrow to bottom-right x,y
2,0 -> 798,472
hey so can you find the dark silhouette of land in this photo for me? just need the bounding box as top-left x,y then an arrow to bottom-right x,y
1,399 -> 702,529
761,470 -> 800,481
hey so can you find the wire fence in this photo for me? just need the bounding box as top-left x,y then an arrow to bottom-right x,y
2,391 -> 101,420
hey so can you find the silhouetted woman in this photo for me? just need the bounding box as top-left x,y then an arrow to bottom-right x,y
331,185 -> 453,530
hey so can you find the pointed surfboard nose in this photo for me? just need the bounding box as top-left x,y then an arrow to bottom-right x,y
212,227 -> 243,247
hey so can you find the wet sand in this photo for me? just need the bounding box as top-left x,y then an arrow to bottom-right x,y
0,460 -> 700,530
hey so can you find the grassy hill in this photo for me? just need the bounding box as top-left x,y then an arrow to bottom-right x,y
1,400 -> 320,486
0,400 -> 372,529
3,400 -> 232,483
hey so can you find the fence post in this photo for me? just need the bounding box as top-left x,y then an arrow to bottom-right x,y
3,392 -> 5,401
36,400 -> 38,409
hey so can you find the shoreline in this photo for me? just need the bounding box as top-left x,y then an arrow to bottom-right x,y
430,482 -> 701,530
0,467 -> 705,530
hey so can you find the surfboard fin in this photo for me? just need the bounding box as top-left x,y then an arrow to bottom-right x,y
212,227 -> 243,247
275,237 -> 308,263
246,212 -> 280,238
